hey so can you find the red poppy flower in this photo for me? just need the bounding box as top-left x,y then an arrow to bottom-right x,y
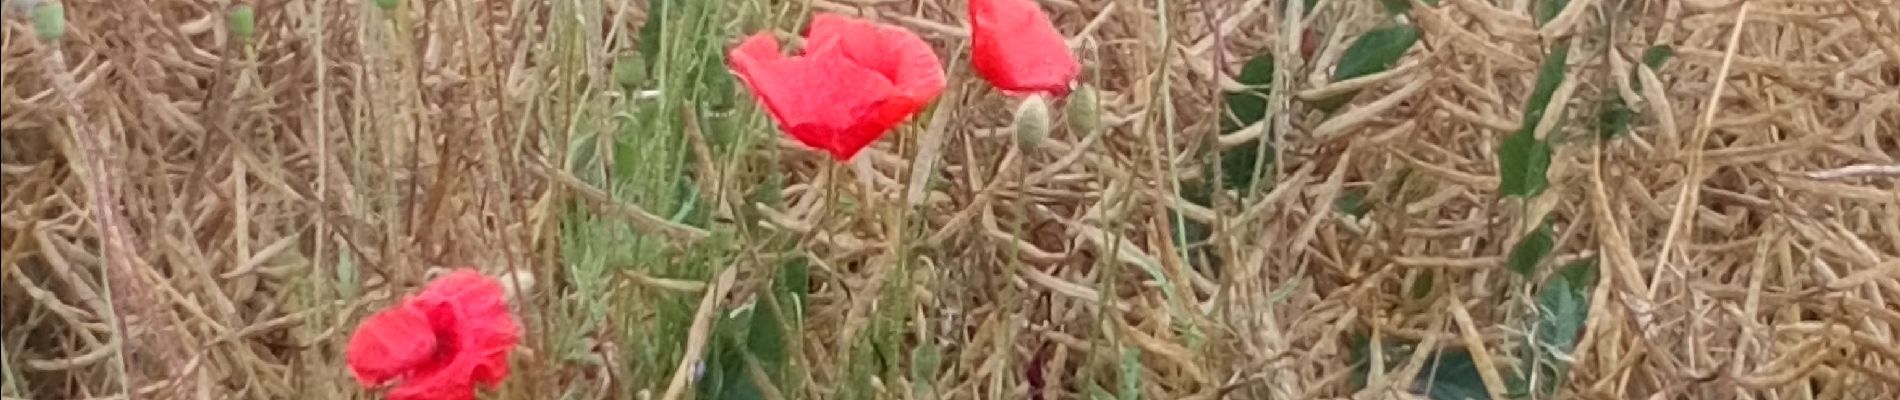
347,269 -> 520,400
969,0 -> 1080,97
729,14 -> 946,161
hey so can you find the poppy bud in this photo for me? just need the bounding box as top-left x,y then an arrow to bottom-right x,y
374,0 -> 398,12
614,53 -> 647,89
32,1 -> 63,41
229,5 -> 255,43
1064,84 -> 1101,135
1013,95 -> 1050,149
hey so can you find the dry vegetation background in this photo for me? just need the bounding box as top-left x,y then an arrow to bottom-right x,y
3,0 -> 1899,399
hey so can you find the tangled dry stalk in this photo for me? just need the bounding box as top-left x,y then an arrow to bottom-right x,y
3,0 -> 1898,399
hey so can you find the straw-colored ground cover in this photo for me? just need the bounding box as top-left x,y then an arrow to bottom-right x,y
3,0 -> 1897,399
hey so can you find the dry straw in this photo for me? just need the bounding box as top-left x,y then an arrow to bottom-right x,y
2,0 -> 1897,399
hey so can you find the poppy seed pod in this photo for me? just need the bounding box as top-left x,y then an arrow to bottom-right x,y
32,1 -> 62,41
613,54 -> 647,89
1014,95 -> 1051,149
1064,84 -> 1100,136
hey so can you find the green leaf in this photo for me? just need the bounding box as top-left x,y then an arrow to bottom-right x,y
1313,24 -> 1420,113
1222,53 -> 1276,134
1219,53 -> 1278,194
1641,45 -> 1674,70
1515,257 -> 1597,397
1350,334 -> 1490,400
1536,0 -> 1572,26
1499,41 -> 1568,198
1496,131 -> 1552,197
1522,41 -> 1571,130
1409,270 -> 1434,299
701,311 -> 765,400
1506,222 -> 1555,277
910,342 -> 942,398
1417,350 -> 1492,400
1379,0 -> 1441,16
1336,188 -> 1371,217
638,0 -> 668,64
1594,95 -> 1636,140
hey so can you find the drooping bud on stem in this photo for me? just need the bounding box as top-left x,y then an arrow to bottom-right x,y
32,1 -> 64,41
1064,84 -> 1101,136
1013,94 -> 1051,149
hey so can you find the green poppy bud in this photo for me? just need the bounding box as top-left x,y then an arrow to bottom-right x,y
374,0 -> 398,12
229,5 -> 255,42
32,1 -> 64,42
613,53 -> 647,89
1064,84 -> 1101,136
1013,95 -> 1051,149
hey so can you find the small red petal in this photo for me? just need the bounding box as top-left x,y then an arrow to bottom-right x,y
969,0 -> 1079,97
345,305 -> 438,387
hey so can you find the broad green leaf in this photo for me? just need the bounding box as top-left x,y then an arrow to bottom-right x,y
1536,0 -> 1572,26
1222,53 -> 1276,134
638,0 -> 670,69
1522,41 -> 1571,130
1219,137 -> 1276,195
1219,53 -> 1278,193
1641,45 -> 1674,70
1499,41 -> 1568,198
1506,221 -> 1555,277
1313,24 -> 1420,113
1514,257 -> 1597,398
1417,350 -> 1491,400
700,311 -> 765,400
1350,334 -> 1489,400
1496,132 -> 1552,197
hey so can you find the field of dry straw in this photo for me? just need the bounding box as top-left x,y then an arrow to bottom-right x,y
3,0 -> 1899,399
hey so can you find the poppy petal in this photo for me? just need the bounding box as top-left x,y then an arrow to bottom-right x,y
345,305 -> 438,387
969,0 -> 1079,96
415,269 -> 520,388
730,49 -> 897,159
804,14 -> 947,104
